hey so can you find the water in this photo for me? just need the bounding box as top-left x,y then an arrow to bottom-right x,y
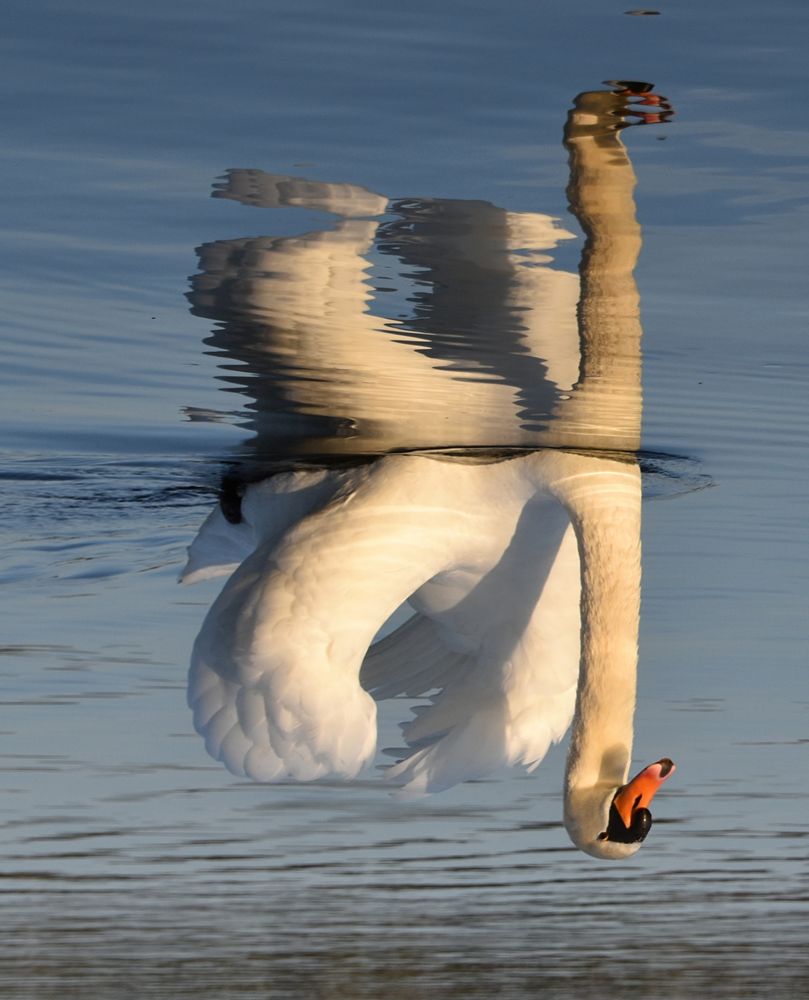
2,2 -> 809,997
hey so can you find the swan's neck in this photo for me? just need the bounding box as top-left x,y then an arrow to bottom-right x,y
554,463 -> 642,816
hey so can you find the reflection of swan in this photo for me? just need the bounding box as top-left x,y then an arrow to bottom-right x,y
182,85 -> 676,858
190,174 -> 581,455
182,449 -> 672,859
188,93 -> 655,457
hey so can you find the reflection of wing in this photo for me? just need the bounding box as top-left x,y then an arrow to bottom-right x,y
380,198 -> 581,419
184,456 -> 581,791
212,168 -> 389,218
190,173 -> 583,454
191,218 -> 479,444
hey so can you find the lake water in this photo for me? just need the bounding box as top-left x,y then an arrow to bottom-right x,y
2,1 -> 809,997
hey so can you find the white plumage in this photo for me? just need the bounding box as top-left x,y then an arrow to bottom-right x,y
182,454 -> 583,793
181,447 -> 664,859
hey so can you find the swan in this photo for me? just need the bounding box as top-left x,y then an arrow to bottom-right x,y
182,447 -> 673,859
181,84 -> 676,858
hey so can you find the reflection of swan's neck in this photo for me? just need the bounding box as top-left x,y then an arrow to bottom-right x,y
553,92 -> 643,453
550,460 -> 642,856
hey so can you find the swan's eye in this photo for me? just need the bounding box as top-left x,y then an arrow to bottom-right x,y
598,801 -> 653,844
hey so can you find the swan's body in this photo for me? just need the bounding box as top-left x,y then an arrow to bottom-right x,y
183,448 -> 670,859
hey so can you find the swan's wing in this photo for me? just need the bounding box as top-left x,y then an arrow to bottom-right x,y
384,510 -> 582,795
385,626 -> 579,795
188,539 -> 379,782
188,458 -> 481,782
179,505 -> 256,585
179,469 -> 338,586
360,614 -> 473,700
360,608 -> 520,791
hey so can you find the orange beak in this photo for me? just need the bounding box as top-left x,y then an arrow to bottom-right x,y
613,758 -> 675,828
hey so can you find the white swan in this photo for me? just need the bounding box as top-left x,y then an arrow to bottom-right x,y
181,85 -> 676,858
182,447 -> 673,859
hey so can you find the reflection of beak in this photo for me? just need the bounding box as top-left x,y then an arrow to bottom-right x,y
614,758 -> 675,828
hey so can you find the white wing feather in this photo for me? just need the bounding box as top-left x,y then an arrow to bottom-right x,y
179,505 -> 255,585
360,614 -> 473,699
179,468 -> 338,585
188,458 -> 485,782
186,456 -> 583,792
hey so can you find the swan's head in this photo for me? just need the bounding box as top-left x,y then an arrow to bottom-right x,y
564,758 -> 676,860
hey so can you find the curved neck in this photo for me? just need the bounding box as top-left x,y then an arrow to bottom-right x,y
551,460 -> 642,799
